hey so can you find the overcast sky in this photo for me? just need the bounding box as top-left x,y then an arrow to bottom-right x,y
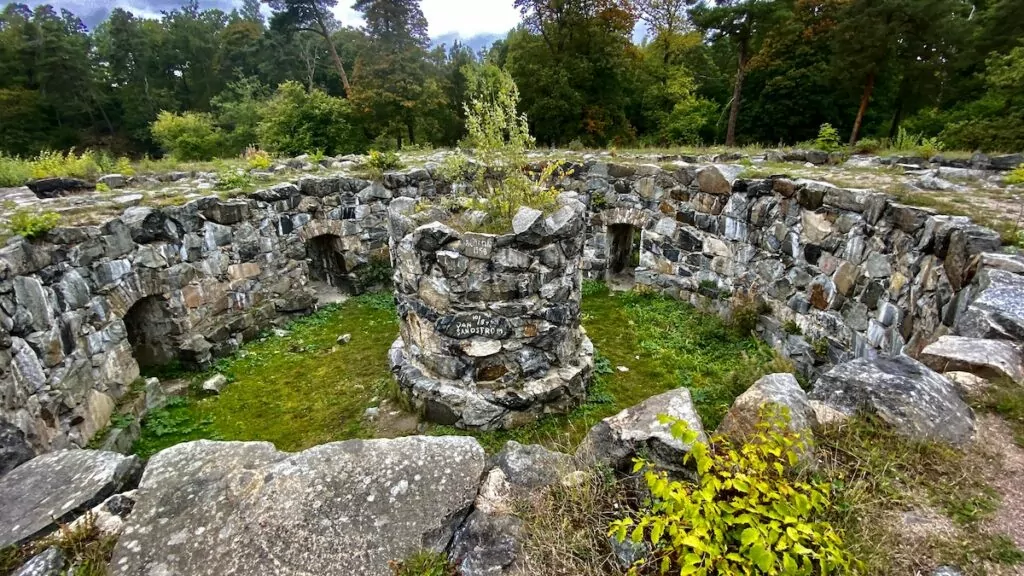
27,0 -> 525,38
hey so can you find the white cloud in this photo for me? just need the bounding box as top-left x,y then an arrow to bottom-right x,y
334,0 -> 520,38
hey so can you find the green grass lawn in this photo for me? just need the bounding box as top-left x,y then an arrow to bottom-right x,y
133,282 -> 790,457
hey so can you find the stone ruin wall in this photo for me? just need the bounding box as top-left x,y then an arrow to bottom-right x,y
0,161 -> 1004,454
386,194 -> 594,430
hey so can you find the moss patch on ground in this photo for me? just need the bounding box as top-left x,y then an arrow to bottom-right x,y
134,293 -> 398,458
134,283 -> 789,457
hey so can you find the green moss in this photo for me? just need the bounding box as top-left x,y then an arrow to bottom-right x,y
134,295 -> 398,457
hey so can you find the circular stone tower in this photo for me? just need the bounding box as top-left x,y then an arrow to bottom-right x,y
387,193 -> 594,430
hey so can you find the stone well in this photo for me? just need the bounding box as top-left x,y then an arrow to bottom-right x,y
386,193 -> 595,430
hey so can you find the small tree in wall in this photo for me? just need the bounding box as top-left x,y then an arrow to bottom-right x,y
459,63 -> 561,228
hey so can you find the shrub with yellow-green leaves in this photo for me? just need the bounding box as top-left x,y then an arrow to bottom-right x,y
609,410 -> 856,575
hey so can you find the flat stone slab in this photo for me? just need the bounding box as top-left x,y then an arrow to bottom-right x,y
0,450 -> 140,548
920,336 -> 1024,384
109,436 -> 485,576
810,356 -> 975,445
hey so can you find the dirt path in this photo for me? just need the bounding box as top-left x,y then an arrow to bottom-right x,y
976,414 -> 1024,575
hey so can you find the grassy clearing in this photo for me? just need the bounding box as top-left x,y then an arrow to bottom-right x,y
133,293 -> 398,458
134,282 -> 787,457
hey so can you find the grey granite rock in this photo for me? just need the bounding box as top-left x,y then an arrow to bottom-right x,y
0,420 -> 35,478
109,436 -> 485,576
919,336 -> 1024,384
12,547 -> 64,576
575,388 -> 706,473
810,356 -> 974,445
717,373 -> 817,441
0,450 -> 140,548
492,441 -> 575,497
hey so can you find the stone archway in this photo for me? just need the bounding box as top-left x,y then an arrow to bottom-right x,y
306,234 -> 353,293
606,223 -> 642,290
123,295 -> 178,368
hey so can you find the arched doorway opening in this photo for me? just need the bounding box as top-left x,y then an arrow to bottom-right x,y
306,234 -> 353,303
606,224 -> 642,290
124,295 -> 178,368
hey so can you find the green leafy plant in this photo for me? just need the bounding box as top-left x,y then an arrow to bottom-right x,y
307,148 -> 326,165
151,110 -> 224,161
461,63 -> 560,228
245,147 -> 272,170
6,209 -> 60,239
365,150 -> 403,177
730,291 -> 766,334
95,182 -> 111,193
0,153 -> 33,186
215,168 -> 254,191
437,150 -> 472,182
1007,164 -> 1024,186
813,123 -> 843,153
610,410 -> 856,575
809,337 -> 830,357
782,320 -> 802,336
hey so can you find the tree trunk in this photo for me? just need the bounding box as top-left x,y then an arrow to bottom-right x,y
316,15 -> 351,97
850,71 -> 876,145
725,39 -> 749,147
407,121 -> 415,147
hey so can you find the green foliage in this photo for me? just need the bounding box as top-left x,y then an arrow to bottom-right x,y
257,81 -> 365,157
151,111 -> 223,161
610,411 -> 856,575
6,210 -> 60,239
26,149 -> 128,181
810,338 -> 830,357
212,76 -> 270,155
215,169 -> 254,191
851,138 -> 883,154
458,63 -> 561,228
352,248 -> 393,293
1007,164 -> 1024,186
974,377 -> 1024,446
244,147 -> 272,170
388,551 -> 455,576
730,291 -> 766,334
95,182 -> 111,193
436,150 -> 472,182
782,320 -> 802,336
0,154 -> 33,187
29,513 -> 119,576
364,150 -> 403,178
814,123 -> 842,153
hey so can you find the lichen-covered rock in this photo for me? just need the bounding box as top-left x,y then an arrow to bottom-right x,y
920,336 -> 1024,383
492,441 -> 575,497
575,388 -> 706,473
448,509 -> 522,576
809,356 -> 974,445
109,436 -> 485,576
956,269 -> 1024,340
0,450 -> 140,548
717,373 -> 817,441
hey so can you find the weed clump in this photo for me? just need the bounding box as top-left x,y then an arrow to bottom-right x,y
388,550 -> 454,576
611,410 -> 856,575
6,209 -> 60,239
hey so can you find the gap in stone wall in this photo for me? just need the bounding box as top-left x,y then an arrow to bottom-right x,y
123,295 -> 178,369
306,234 -> 353,304
606,223 -> 641,291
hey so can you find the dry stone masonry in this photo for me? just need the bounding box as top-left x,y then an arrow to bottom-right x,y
0,152 -> 1021,452
386,193 -> 595,429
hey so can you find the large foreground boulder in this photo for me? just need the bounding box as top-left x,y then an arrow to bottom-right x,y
919,336 -> 1024,384
717,373 -> 818,440
109,436 -> 485,576
0,450 -> 140,548
809,356 -> 974,445
575,388 -> 706,473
